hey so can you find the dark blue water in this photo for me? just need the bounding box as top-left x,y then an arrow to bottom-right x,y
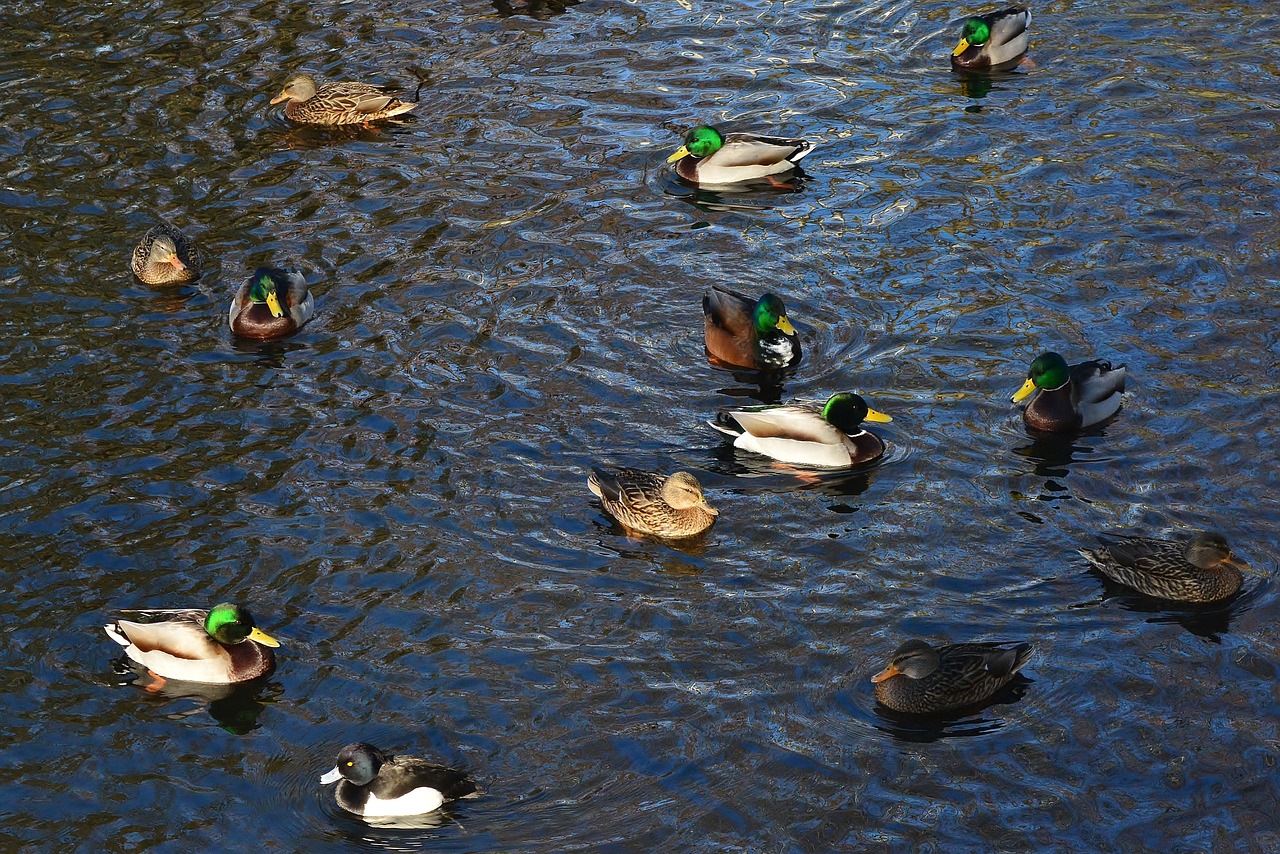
1,0 -> 1278,849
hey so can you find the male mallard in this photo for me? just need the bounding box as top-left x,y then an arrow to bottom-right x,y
702,285 -> 801,371
321,743 -> 479,818
872,639 -> 1033,714
131,222 -> 201,285
587,467 -> 718,539
951,7 -> 1031,72
666,125 -> 815,185
270,73 -> 416,125
1012,351 -> 1126,432
709,392 -> 891,468
103,602 -> 280,685
1079,532 -> 1252,603
228,267 -> 315,340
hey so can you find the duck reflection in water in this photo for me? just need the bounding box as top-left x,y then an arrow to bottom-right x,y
491,0 -> 578,18
110,661 -> 275,734
870,677 -> 1032,743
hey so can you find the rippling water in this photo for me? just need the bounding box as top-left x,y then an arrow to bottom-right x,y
2,0 -> 1279,849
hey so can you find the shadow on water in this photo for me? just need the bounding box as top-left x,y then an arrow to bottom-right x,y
707,365 -> 799,405
1083,567 -> 1260,643
492,0 -> 579,18
109,660 -> 277,734
870,677 -> 1033,743
659,169 -> 813,215
231,336 -> 312,367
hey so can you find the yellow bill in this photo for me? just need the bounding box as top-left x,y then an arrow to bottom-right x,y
953,38 -> 971,57
266,291 -> 285,318
1012,378 -> 1037,403
864,407 -> 892,424
666,145 -> 692,163
248,627 -> 281,648
776,315 -> 797,335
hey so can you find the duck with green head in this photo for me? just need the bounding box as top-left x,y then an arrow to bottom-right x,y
1012,351 -> 1126,432
872,639 -> 1034,714
131,222 -> 202,285
104,602 -> 281,684
702,284 -> 801,371
1080,531 -> 1256,603
228,267 -> 315,340
666,125 -> 815,185
270,73 -> 416,125
709,392 -> 892,468
951,7 -> 1031,72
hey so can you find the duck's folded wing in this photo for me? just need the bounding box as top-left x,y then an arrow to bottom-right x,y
728,404 -> 842,443
718,135 -> 812,167
113,616 -> 213,656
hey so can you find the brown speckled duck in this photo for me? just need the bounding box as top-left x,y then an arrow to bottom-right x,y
1079,532 -> 1253,603
131,222 -> 201,285
104,602 -> 280,684
270,73 -> 416,125
228,267 -> 315,340
872,639 -> 1033,714
588,468 -> 718,539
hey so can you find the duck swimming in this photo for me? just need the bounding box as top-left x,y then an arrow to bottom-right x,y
131,222 -> 201,285
702,285 -> 801,371
666,125 -> 815,185
709,392 -> 891,468
321,742 -> 478,818
1012,351 -> 1126,432
587,467 -> 718,539
228,267 -> 315,340
103,602 -> 280,685
872,639 -> 1033,714
270,73 -> 416,125
951,7 -> 1031,72
1079,531 -> 1253,603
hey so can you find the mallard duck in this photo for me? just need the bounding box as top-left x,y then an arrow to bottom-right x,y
666,125 -> 815,185
1079,532 -> 1252,603
103,602 -> 280,685
951,7 -> 1031,72
1011,351 -> 1126,432
321,743 -> 478,818
872,639 -> 1033,714
587,467 -> 718,539
703,285 -> 801,371
270,73 -> 416,125
228,267 -> 315,340
131,222 -> 201,285
709,392 -> 891,468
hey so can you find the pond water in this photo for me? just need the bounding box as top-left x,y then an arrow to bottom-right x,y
1,0 -> 1278,850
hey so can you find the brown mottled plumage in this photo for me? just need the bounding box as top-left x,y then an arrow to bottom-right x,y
1080,532 -> 1250,603
587,467 -> 718,539
270,73 -> 416,125
872,639 -> 1033,714
131,222 -> 201,285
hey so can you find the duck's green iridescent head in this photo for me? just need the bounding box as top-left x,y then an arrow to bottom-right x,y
667,125 -> 724,163
249,269 -> 285,318
1013,351 -> 1070,402
953,18 -> 992,56
205,602 -> 281,648
753,293 -> 796,337
821,392 -> 893,432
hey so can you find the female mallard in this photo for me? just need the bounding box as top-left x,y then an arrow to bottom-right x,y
703,285 -> 801,371
270,73 -> 416,125
1012,351 -> 1126,432
709,392 -> 891,468
228,267 -> 315,340
321,743 -> 478,818
951,7 -> 1031,72
666,125 -> 815,185
131,222 -> 201,285
587,467 -> 718,539
103,602 -> 280,685
1079,532 -> 1252,603
872,639 -> 1033,714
